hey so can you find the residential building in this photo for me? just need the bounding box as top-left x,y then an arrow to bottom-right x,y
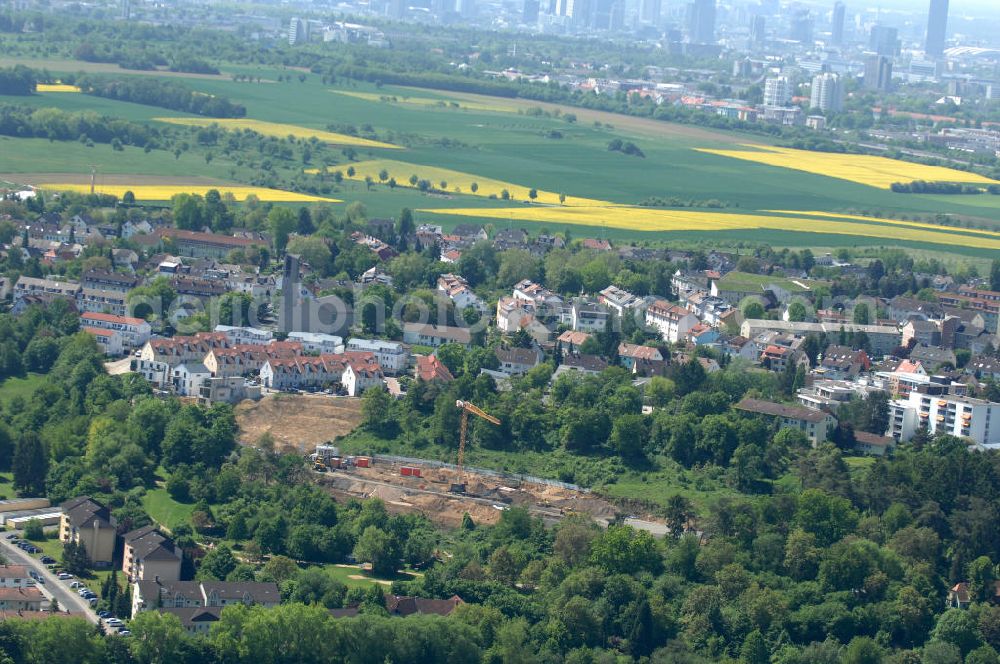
571,300 -> 609,333
556,330 -> 592,355
909,345 -> 957,369
740,320 -> 901,357
80,270 -> 138,294
437,273 -> 486,313
735,398 -> 838,445
132,359 -> 171,389
889,381 -> 1000,446
342,361 -> 384,396
902,319 -> 941,348
142,228 -> 267,259
122,526 -> 182,582
77,287 -> 128,317
214,325 -> 273,346
261,354 -> 355,391
13,276 -> 81,303
818,346 -> 871,378
161,606 -> 223,634
59,496 -> 117,567
202,343 -> 303,379
0,587 -> 44,611
496,296 -> 536,334
810,73 -> 843,112
132,579 -> 281,617
855,431 -> 895,457
346,338 -> 408,373
81,313 -> 151,349
415,355 -> 454,382
798,379 -> 883,410
83,326 -> 124,356
198,376 -> 262,405
618,343 -> 663,370
171,363 -> 212,397
402,323 -> 472,348
0,565 -> 30,588
646,300 -> 698,343
554,353 -> 609,377
287,332 -> 345,355
494,346 -> 543,375
598,285 -> 644,316
764,76 -> 792,107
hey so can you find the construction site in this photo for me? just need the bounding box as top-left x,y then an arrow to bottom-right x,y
311,449 -> 622,529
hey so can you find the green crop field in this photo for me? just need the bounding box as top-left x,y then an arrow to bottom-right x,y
3,57 -> 1000,257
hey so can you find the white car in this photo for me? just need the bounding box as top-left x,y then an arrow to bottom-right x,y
57,573 -> 73,580
105,618 -> 123,627
70,581 -> 84,588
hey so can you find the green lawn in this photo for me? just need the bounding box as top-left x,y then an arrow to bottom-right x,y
142,488 -> 195,532
0,472 -> 13,501
0,373 -> 46,406
323,563 -> 417,590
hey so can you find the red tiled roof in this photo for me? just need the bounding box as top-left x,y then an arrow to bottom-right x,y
415,355 -> 454,382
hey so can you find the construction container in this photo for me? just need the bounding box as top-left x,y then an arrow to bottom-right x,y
400,466 -> 422,477
355,457 -> 371,468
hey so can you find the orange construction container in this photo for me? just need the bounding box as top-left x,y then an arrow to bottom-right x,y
355,457 -> 371,468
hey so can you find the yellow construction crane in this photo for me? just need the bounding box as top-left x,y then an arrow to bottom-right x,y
453,400 -> 500,493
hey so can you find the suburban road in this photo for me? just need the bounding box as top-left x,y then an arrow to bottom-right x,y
0,537 -> 98,624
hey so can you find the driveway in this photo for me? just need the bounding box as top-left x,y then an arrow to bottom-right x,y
0,537 -> 98,624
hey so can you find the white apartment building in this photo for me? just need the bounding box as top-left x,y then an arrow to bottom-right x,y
437,273 -> 487,313
82,312 -> 152,349
571,300 -> 610,333
764,76 -> 792,107
346,338 -> 408,373
889,382 -> 1000,447
214,325 -> 273,346
288,332 -> 345,355
645,300 -> 698,343
83,327 -> 124,356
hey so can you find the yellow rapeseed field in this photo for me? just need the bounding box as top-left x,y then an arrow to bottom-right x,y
419,206 -> 1000,250
696,144 -> 1000,189
38,183 -> 340,203
308,159 -> 608,207
155,118 -> 400,150
768,210 -> 1000,241
35,84 -> 81,92
333,91 -> 516,113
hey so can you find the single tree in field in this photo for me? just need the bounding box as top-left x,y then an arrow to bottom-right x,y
470,182 -> 479,193
559,193 -> 566,204
529,188 -> 538,202
409,174 -> 418,186
378,169 -> 389,182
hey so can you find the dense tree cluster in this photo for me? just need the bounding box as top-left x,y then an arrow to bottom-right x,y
0,103 -> 162,147
77,75 -> 246,117
0,65 -> 35,95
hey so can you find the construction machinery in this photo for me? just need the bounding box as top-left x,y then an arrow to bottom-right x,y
451,400 -> 500,494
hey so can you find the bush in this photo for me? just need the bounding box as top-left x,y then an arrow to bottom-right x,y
23,518 -> 45,541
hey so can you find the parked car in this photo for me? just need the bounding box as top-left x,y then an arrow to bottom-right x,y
98,611 -> 111,619
118,630 -> 131,637
105,618 -> 123,627
40,556 -> 55,564
57,572 -> 73,580
70,581 -> 84,588
4,533 -> 17,540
